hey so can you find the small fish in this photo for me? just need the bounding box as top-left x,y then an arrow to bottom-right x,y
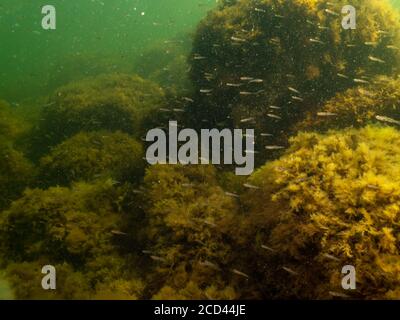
324,9 -> 339,16
182,97 -> 194,103
173,108 -> 185,112
254,7 -> 266,13
245,150 -> 259,154
282,267 -> 298,275
292,96 -> 304,102
142,250 -> 153,255
225,191 -> 240,198
200,89 -> 213,93
386,45 -> 399,50
329,291 -> 350,298
364,41 -> 378,46
317,112 -> 338,117
368,55 -> 385,63
288,87 -> 301,94
240,76 -> 254,81
310,38 -> 325,45
376,115 -> 400,125
337,73 -> 349,79
240,117 -> 255,123
243,183 -> 260,190
182,183 -> 194,188
346,44 -> 356,48
274,14 -> 284,19
260,133 -> 274,137
265,145 -> 285,150
261,245 -> 276,252
193,54 -> 207,60
367,184 -> 380,190
150,256 -> 167,263
199,260 -> 219,270
231,36 -> 247,43
353,78 -> 369,84
267,114 -> 282,120
232,269 -> 250,279
318,25 -> 330,30
323,253 -> 340,262
111,230 -> 128,236
226,83 -> 242,87
249,79 -> 264,83
269,105 -> 281,110
240,91 -> 255,96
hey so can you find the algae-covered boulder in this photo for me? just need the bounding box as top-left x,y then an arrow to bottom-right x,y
0,100 -> 28,140
189,0 -> 400,143
240,126 -> 400,299
142,164 -> 242,299
295,75 -> 400,132
32,73 -> 165,157
0,179 -> 146,299
0,139 -> 35,211
38,131 -> 144,187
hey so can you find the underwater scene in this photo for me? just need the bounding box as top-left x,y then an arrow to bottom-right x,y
2,0 -> 400,300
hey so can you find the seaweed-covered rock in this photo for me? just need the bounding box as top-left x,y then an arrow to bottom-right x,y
31,73 -> 165,158
0,139 -> 35,211
143,164 -> 243,299
294,75 -> 400,132
0,100 -> 27,140
38,131 -> 144,187
189,0 -> 400,153
0,179 -> 144,299
240,126 -> 400,299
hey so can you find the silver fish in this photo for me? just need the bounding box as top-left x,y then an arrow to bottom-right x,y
265,145 -> 285,150
317,112 -> 337,117
267,114 -> 282,120
310,38 -> 325,45
282,267 -> 298,275
353,78 -> 369,84
376,115 -> 400,125
240,117 -> 255,123
324,9 -> 339,16
243,183 -> 260,190
368,55 -> 385,63
261,245 -> 276,252
232,269 -> 250,278
288,87 -> 301,94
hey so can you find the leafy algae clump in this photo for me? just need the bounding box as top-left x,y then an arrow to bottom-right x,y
0,180 -> 143,299
241,126 -> 400,299
189,0 -> 400,154
295,76 -> 400,132
31,73 -> 165,158
143,164 -> 241,299
38,131 -> 144,187
0,140 -> 35,211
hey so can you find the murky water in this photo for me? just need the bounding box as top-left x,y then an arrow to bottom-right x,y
1,0 -> 400,300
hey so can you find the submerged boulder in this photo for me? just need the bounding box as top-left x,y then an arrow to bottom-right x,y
238,125 -> 400,299
31,73 -> 165,158
38,131 -> 144,187
188,0 -> 400,160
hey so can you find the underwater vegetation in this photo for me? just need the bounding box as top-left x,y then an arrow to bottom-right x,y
29,73 -> 165,159
142,165 -> 241,299
0,179 -> 144,299
38,131 -> 144,187
240,126 -> 400,299
189,0 -> 400,159
2,0 -> 400,301
295,75 -> 400,132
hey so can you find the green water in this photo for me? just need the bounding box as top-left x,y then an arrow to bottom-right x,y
1,0 -> 400,300
0,0 -> 217,101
